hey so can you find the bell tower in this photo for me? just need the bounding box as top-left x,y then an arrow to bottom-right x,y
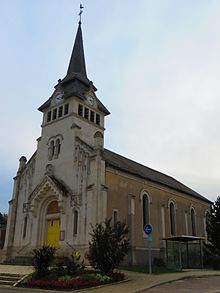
33,16 -> 110,189
29,11 -> 111,253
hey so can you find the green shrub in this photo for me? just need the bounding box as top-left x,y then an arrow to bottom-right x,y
66,249 -> 83,275
56,262 -> 66,276
206,255 -> 220,270
95,273 -> 111,282
32,245 -> 56,278
87,218 -> 129,275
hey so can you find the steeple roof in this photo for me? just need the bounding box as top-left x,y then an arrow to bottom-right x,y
38,20 -> 110,116
59,21 -> 93,88
66,22 -> 88,81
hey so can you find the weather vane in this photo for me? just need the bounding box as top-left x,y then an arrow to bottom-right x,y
79,4 -> 84,24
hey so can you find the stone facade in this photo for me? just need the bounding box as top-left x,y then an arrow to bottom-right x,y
2,21 -> 210,265
105,167 -> 209,265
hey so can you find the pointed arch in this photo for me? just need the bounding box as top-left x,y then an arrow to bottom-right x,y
140,191 -> 151,229
168,200 -> 176,236
55,139 -> 61,158
190,206 -> 196,236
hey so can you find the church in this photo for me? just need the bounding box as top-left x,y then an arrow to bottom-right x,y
2,18 -> 211,266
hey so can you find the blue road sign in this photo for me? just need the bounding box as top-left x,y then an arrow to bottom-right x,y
144,224 -> 153,235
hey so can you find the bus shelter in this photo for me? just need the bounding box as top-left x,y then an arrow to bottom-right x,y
163,235 -> 206,270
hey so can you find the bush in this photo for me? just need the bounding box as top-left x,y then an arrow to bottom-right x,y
32,245 -> 56,278
66,249 -> 84,275
87,218 -> 129,275
206,255 -> 220,270
56,262 -> 66,276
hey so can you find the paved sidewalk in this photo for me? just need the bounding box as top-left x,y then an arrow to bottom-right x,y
0,265 -> 219,292
83,269 -> 220,293
0,265 -> 34,275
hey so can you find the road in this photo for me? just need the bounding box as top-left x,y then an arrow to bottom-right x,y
142,276 -> 220,293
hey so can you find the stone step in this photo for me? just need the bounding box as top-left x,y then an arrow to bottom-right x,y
0,279 -> 17,286
0,275 -> 21,281
0,273 -> 22,278
0,273 -> 25,287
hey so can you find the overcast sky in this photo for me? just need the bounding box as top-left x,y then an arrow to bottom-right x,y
1,0 -> 220,213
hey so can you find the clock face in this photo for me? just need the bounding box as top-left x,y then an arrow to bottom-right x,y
87,95 -> 94,106
54,93 -> 63,103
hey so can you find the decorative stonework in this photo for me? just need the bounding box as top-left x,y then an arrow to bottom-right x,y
45,164 -> 54,176
28,175 -> 69,217
70,194 -> 82,207
23,203 -> 30,213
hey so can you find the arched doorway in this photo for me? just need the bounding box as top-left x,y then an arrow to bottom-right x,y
46,200 -> 60,249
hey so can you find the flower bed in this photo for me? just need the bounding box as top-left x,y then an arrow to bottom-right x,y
19,271 -> 125,290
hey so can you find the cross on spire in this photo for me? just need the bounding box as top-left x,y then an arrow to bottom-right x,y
79,4 -> 84,24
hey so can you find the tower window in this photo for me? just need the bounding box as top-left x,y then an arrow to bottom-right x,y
58,106 -> 63,118
55,139 -> 61,158
78,104 -> 83,116
48,135 -> 63,160
52,109 -> 57,120
84,107 -> 89,119
90,110 -> 95,122
64,104 -> 69,115
96,114 -> 100,125
47,111 -> 52,122
49,140 -> 55,160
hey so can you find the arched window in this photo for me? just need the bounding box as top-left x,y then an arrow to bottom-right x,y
23,216 -> 28,239
57,139 -> 61,154
191,208 -> 196,236
55,139 -> 61,158
48,141 -> 55,160
142,194 -> 149,228
48,135 -> 63,160
73,210 -> 78,235
204,211 -> 209,238
169,202 -> 176,235
113,209 -> 119,225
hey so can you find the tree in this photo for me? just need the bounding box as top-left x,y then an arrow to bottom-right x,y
87,218 -> 129,275
206,196 -> 220,255
0,213 -> 7,227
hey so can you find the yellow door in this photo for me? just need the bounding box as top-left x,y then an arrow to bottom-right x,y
46,219 -> 60,249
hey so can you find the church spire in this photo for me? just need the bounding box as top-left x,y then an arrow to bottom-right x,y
64,4 -> 89,83
66,21 -> 88,80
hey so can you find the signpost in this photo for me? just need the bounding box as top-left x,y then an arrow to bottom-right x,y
144,224 -> 153,274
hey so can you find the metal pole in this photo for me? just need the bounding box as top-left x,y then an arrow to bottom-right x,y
148,238 -> 152,274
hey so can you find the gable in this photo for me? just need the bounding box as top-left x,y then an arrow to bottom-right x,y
28,175 -> 69,216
